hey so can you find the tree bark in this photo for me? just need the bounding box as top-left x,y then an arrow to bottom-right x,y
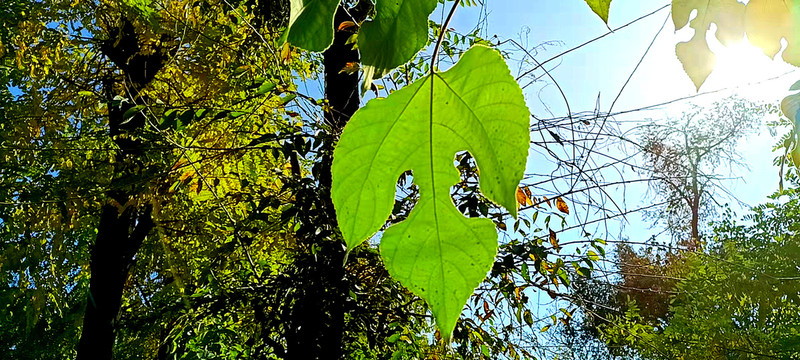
76,205 -> 153,360
689,151 -> 700,250
282,3 -> 368,359
76,16 -> 169,360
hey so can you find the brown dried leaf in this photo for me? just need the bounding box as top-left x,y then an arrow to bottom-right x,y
555,197 -> 569,214
516,187 -> 529,206
549,228 -> 560,252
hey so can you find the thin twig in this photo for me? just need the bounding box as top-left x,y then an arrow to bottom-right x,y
431,0 -> 462,71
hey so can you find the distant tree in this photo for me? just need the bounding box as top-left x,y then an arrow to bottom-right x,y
639,97 -> 766,249
560,98 -> 770,359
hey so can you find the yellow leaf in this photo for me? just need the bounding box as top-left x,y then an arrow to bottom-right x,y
543,195 -> 551,207
672,0 -> 800,89
179,171 -> 194,182
280,42 -> 293,64
676,36 -> 717,91
672,0 -> 745,90
516,187 -> 529,207
555,197 -> 569,214
583,0 -> 612,24
745,0 -> 800,65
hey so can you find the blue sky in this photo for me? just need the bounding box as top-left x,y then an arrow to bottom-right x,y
443,1 -> 800,244
429,1 -> 800,352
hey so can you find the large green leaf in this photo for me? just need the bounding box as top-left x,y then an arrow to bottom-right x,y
284,0 -> 340,52
331,45 -> 530,336
358,0 -> 438,91
583,0 -> 612,23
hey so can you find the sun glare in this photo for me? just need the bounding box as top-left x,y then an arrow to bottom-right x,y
704,38 -> 794,96
708,42 -> 774,85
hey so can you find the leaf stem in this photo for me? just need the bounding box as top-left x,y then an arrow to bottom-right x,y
431,0 -> 461,72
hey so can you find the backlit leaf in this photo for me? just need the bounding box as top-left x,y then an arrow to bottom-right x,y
745,0 -> 800,65
516,187 -> 529,207
331,45 -> 530,337
583,0 -> 612,23
587,250 -> 600,261
339,61 -> 360,75
671,0 -> 800,90
671,0 -> 745,90
549,228 -> 559,252
358,0 -> 438,92
337,20 -> 357,31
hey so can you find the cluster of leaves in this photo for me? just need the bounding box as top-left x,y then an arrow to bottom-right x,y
602,196 -> 800,359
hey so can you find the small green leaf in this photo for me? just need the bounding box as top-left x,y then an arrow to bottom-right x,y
332,45 -> 530,338
587,250 -> 600,261
523,310 -> 534,326
387,333 -> 400,343
177,110 -> 194,130
583,0 -> 612,23
284,0 -> 340,52
521,262 -> 530,281
790,79 -> 800,91
281,93 -> 297,104
256,81 -> 276,95
122,105 -> 145,121
481,345 -> 490,357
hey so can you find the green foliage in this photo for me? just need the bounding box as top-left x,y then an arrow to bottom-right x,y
602,196 -> 800,359
332,45 -> 530,336
359,0 -> 438,91
284,0 -> 437,86
284,0 -> 340,52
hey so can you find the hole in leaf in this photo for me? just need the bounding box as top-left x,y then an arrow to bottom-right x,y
451,151 -> 496,219
382,170 -> 418,230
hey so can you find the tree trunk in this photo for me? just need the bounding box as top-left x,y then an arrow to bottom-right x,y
76,205 -> 153,360
282,3 -> 368,359
689,152 -> 700,250
76,17 -> 169,359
